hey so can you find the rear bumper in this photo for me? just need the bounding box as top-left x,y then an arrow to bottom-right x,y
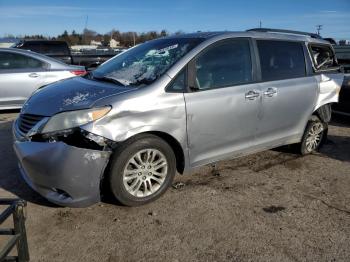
13,140 -> 111,207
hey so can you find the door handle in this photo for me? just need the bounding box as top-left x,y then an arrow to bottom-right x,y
245,90 -> 260,100
264,88 -> 277,97
28,73 -> 39,78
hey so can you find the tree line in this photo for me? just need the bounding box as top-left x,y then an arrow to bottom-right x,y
15,29 -> 185,47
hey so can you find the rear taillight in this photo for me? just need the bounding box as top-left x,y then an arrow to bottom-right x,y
70,70 -> 87,76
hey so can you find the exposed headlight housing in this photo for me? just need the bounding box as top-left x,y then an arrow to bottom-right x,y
41,106 -> 111,134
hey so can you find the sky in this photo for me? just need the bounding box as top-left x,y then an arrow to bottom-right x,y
0,0 -> 349,40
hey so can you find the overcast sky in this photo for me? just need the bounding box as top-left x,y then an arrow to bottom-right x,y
0,0 -> 349,39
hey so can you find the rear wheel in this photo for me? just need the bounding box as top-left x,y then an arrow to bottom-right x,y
299,116 -> 327,155
109,134 -> 176,206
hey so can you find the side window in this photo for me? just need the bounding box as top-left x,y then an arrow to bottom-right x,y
257,40 -> 306,81
195,39 -> 252,90
309,44 -> 337,71
0,53 -> 12,69
167,69 -> 186,92
0,52 -> 45,70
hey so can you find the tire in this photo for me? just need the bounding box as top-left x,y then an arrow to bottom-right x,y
299,115 -> 327,155
108,134 -> 176,206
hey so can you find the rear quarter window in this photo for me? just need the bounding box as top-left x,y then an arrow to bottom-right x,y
309,44 -> 338,71
257,40 -> 306,81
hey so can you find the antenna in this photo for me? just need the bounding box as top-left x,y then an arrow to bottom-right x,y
316,25 -> 323,36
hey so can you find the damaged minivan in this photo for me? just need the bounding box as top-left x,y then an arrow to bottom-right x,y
13,29 -> 343,207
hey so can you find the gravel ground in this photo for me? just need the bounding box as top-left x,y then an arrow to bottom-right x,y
0,111 -> 349,262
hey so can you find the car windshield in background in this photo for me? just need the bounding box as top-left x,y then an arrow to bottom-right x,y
92,38 -> 203,87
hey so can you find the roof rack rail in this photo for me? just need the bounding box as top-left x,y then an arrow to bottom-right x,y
247,28 -> 322,39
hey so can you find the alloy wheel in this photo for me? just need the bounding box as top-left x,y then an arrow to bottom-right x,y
305,122 -> 324,152
122,149 -> 168,197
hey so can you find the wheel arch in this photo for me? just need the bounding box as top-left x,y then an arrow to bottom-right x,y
139,131 -> 186,175
110,131 -> 186,175
312,103 -> 332,123
100,131 -> 186,203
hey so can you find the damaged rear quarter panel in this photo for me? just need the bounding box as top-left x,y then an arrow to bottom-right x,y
314,73 -> 344,111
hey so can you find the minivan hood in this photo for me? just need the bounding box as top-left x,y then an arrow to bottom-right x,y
21,77 -> 133,116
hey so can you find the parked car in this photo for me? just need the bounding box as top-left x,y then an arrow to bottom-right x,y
332,74 -> 350,116
13,29 -> 343,207
0,48 -> 86,110
71,49 -> 123,70
14,39 -> 121,69
14,40 -> 73,65
332,44 -> 350,116
333,44 -> 350,73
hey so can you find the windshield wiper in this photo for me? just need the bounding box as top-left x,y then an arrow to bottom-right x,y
92,76 -> 128,87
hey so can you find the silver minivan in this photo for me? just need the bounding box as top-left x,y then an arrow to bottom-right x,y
13,29 -> 344,207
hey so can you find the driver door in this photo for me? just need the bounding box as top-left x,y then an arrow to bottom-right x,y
184,38 -> 261,167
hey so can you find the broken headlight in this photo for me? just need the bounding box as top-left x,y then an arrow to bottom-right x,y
41,106 -> 111,134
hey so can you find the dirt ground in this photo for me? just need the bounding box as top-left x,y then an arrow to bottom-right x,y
0,111 -> 349,262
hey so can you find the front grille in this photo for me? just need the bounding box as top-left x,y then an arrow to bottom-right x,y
17,114 -> 45,135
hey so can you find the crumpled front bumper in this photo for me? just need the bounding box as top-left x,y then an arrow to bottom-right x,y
13,140 -> 111,207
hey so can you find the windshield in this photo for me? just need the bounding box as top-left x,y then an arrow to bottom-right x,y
92,37 -> 203,87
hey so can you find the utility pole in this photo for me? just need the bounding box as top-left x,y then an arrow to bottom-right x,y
84,15 -> 89,31
259,21 -> 262,28
83,15 -> 88,44
316,25 -> 323,36
133,32 -> 136,46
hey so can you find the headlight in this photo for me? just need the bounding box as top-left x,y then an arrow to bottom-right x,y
41,106 -> 111,134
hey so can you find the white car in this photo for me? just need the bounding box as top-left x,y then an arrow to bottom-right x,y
0,48 -> 86,110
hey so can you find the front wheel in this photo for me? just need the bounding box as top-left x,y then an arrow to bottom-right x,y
108,134 -> 176,206
299,116 -> 327,155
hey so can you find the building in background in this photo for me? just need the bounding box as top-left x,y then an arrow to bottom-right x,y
109,39 -> 120,48
90,40 -> 102,46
